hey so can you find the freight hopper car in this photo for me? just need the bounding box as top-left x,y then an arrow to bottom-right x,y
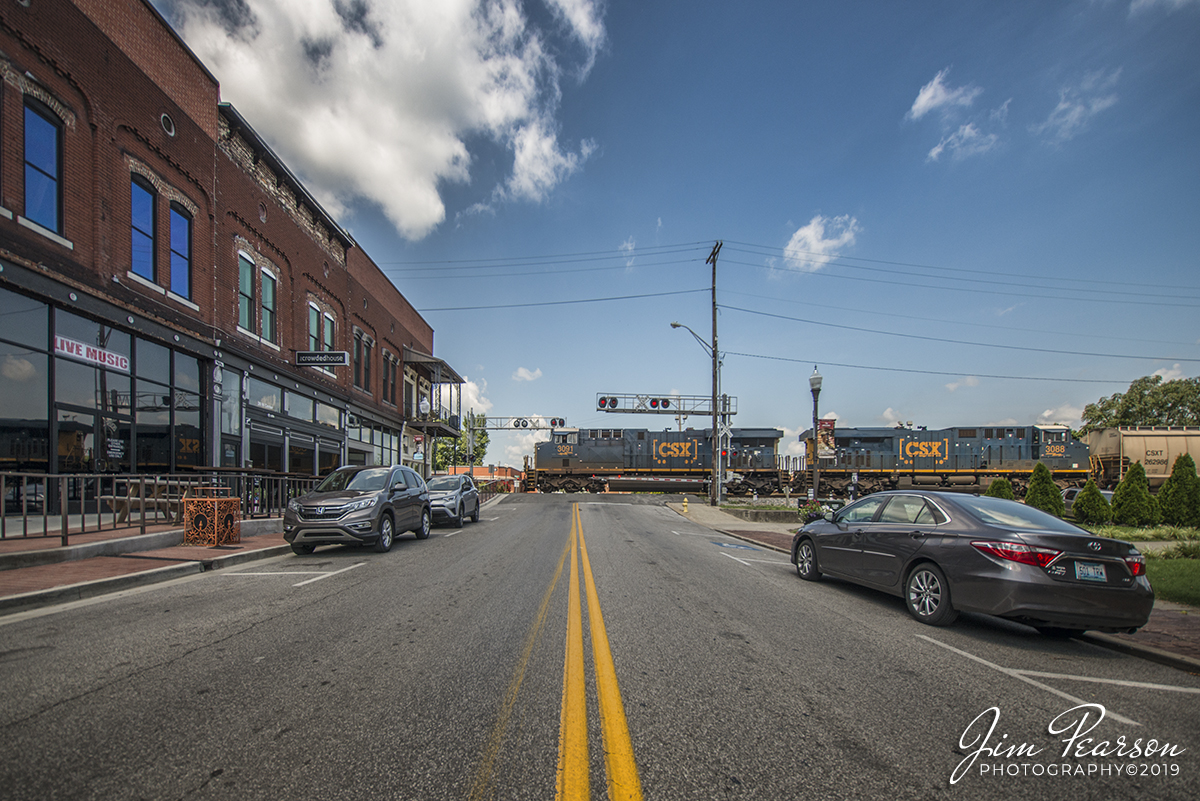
531,427 -> 784,494
1085,426 -> 1200,490
794,424 -> 1090,498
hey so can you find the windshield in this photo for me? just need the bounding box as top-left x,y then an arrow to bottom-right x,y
953,495 -> 1083,533
427,476 -> 461,491
314,467 -> 391,493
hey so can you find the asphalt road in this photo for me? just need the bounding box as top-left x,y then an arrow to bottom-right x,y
1,494 -> 1197,799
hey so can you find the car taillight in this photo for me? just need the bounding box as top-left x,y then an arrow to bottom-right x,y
971,540 -> 1061,568
1124,553 -> 1146,577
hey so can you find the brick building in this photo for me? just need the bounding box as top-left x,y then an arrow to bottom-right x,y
0,0 -> 462,478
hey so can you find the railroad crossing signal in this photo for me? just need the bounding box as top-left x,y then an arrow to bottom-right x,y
471,416 -> 566,431
595,393 -> 737,416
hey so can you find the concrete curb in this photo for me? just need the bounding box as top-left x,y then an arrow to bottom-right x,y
0,517 -> 284,571
1080,632 -> 1200,674
0,562 -> 204,614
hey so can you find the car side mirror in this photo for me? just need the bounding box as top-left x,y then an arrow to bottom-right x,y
392,481 -> 405,491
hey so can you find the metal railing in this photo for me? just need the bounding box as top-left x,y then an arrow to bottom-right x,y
0,470 -> 319,546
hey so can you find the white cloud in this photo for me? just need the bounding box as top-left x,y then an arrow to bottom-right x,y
1153,363 -> 1185,381
880,407 -> 904,426
513,366 -> 542,381
440,377 -> 493,414
1130,0 -> 1199,14
1031,68 -> 1121,145
927,123 -> 999,162
945,376 -> 980,392
504,427 -> 550,465
782,214 -> 859,273
907,68 -> 982,121
1038,404 -> 1084,428
1,354 -> 36,382
619,236 -> 636,267
157,0 -> 604,240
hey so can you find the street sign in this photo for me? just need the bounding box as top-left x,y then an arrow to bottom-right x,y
295,350 -> 349,366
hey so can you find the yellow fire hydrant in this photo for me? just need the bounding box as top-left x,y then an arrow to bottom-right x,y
683,496 -> 689,513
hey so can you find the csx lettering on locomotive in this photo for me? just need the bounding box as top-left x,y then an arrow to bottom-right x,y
901,439 -> 949,461
657,441 -> 696,460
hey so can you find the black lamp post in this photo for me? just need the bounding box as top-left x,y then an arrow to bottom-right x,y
809,366 -> 822,502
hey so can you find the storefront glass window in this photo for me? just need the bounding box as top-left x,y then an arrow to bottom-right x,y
0,287 -> 48,349
136,404 -> 171,473
175,402 -> 201,469
289,441 -> 315,474
0,343 -> 49,472
287,392 -> 314,422
136,338 -> 171,382
175,353 -> 201,394
248,378 -> 281,413
55,357 -> 131,413
56,310 -> 131,362
316,402 -> 340,428
219,369 -> 242,436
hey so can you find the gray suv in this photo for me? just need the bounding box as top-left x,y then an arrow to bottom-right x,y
284,465 -> 431,555
428,474 -> 481,528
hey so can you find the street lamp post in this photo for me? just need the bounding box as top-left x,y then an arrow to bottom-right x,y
671,321 -> 721,507
809,367 -> 822,503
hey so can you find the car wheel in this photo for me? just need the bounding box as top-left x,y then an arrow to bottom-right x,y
374,514 -> 394,553
455,503 -> 464,528
905,563 -> 958,626
470,501 -> 480,523
794,539 -> 821,581
291,543 -> 315,556
414,508 -> 431,539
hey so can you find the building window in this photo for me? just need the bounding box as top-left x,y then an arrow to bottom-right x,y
130,178 -> 156,281
238,254 -> 255,330
308,305 -> 336,356
169,205 -> 191,299
24,100 -> 62,233
354,331 -> 373,392
261,270 -> 277,343
383,354 -> 398,405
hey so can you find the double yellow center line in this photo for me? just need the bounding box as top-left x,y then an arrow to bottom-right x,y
558,503 -> 643,801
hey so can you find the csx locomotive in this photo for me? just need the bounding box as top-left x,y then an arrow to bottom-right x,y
527,423 -> 1098,497
528,427 -> 784,494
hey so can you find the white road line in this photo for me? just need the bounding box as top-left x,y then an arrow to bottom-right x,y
293,562 -> 367,587
917,635 -> 1141,726
721,552 -> 751,566
224,571 -> 329,577
444,531 -> 458,537
1014,670 -> 1200,694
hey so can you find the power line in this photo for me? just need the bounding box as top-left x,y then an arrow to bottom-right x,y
722,240 -> 1200,296
723,350 -> 1125,384
378,242 -> 711,268
720,304 -> 1200,363
420,287 -> 709,312
720,288 -> 1198,348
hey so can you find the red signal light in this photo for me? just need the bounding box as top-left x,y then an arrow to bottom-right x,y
650,398 -> 660,408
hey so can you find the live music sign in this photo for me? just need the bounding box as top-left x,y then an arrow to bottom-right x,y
54,335 -> 130,372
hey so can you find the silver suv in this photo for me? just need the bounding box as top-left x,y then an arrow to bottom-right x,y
284,465 -> 431,555
428,474 -> 481,528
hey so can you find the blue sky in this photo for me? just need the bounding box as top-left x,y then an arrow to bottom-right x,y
153,0 -> 1200,466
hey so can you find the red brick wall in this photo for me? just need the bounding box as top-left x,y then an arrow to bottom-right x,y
73,0 -> 219,139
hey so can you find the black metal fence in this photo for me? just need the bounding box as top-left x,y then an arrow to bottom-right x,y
0,470 -> 319,545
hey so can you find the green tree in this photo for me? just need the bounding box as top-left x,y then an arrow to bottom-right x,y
432,413 -> 490,471
1024,462 -> 1064,517
1079,375 -> 1200,435
1071,480 -> 1112,526
1157,453 -> 1199,527
984,478 -> 1015,500
1111,461 -> 1160,527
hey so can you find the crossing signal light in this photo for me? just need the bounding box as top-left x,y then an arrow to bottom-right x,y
549,417 -> 565,427
598,396 -> 619,410
649,398 -> 671,409
513,418 -> 530,428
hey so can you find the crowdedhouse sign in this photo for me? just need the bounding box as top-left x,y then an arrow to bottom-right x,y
295,350 -> 350,367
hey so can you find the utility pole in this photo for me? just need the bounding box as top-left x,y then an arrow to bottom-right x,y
707,241 -> 722,507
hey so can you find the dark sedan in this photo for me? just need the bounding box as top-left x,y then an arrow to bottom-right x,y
790,490 -> 1153,635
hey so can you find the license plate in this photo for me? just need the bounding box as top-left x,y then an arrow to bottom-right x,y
1075,562 -> 1107,582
